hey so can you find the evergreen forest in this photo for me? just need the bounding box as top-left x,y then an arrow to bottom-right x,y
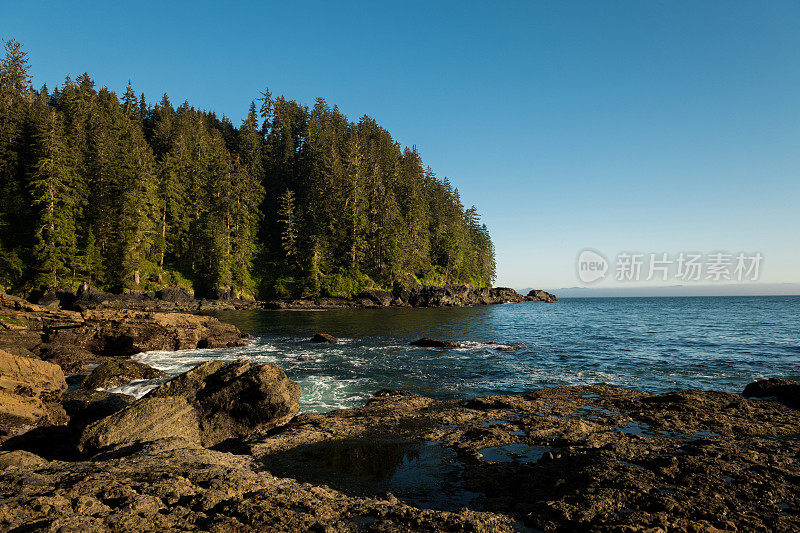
0,39 -> 496,299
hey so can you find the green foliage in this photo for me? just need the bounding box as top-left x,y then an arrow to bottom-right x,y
0,39 -> 497,298
319,272 -> 381,298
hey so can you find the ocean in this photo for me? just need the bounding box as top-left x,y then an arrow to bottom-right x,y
112,296 -> 800,413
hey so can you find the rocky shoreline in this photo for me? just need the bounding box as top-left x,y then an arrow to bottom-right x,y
34,283 -> 557,313
2,293 -> 798,532
0,352 -> 798,531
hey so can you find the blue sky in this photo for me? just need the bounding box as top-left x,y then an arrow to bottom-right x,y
2,1 -> 798,291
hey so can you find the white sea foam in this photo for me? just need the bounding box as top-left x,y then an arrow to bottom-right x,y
105,378 -> 167,398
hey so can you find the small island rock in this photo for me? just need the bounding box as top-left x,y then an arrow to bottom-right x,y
410,337 -> 460,348
310,333 -> 339,344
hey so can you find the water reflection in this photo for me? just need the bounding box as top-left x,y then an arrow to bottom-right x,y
260,439 -> 481,511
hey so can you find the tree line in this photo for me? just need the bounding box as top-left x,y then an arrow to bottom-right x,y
0,39 -> 496,298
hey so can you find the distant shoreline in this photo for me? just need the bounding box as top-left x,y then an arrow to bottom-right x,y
528,283 -> 800,298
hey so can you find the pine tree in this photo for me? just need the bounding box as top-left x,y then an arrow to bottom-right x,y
278,188 -> 298,266
29,109 -> 79,288
114,114 -> 158,290
0,39 -> 32,277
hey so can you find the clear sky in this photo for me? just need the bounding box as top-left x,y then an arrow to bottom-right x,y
2,1 -> 798,291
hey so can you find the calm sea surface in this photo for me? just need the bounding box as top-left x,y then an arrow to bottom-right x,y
121,296 -> 800,413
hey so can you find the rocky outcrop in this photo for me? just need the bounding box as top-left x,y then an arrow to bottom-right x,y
36,343 -> 95,374
410,337 -> 460,348
0,450 -> 47,469
249,383 -> 800,532
0,349 -> 67,440
743,377 -> 800,408
0,438 -> 514,531
0,293 -> 248,372
39,283 -> 263,313
310,333 -> 338,344
266,284 -> 558,310
81,360 -> 166,391
1,379 -> 799,531
30,281 -> 557,312
527,289 -> 558,302
79,360 -> 301,452
49,308 -> 247,356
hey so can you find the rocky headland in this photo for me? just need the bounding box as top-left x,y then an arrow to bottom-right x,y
33,283 -> 557,313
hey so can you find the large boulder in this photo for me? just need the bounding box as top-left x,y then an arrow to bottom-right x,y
0,349 -> 67,438
81,360 -> 166,391
743,378 -> 800,409
0,450 -> 47,469
79,360 -> 301,452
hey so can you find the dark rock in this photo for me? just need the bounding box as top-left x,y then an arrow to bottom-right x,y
373,388 -> 416,398
0,294 -> 247,362
526,289 -> 558,302
36,343 -> 95,374
62,389 -> 135,432
0,438 -> 516,531
155,287 -> 194,303
37,292 -> 61,309
47,308 -> 247,356
79,360 -> 301,452
410,337 -> 460,348
81,360 -> 166,391
743,377 -> 800,408
356,289 -> 393,307
310,333 -> 338,344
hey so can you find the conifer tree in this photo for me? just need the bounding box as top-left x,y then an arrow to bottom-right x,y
278,188 -> 298,266
29,109 -> 79,288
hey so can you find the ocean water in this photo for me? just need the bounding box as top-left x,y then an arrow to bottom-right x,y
112,296 -> 800,413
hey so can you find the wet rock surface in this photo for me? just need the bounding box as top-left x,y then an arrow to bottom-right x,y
743,377 -> 800,409
310,333 -> 339,344
79,361 -> 301,452
410,337 -> 461,348
0,438 -> 515,532
81,360 -> 166,391
249,385 -> 800,532
0,382 -> 798,531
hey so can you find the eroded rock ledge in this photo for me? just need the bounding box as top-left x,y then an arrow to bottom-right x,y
0,293 -> 247,368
